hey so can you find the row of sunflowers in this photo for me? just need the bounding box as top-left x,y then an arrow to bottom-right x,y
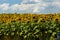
0,13 -> 60,24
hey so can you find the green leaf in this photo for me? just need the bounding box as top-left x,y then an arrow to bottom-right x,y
52,32 -> 56,36
6,33 -> 9,36
24,35 -> 27,38
24,30 -> 28,34
27,33 -> 31,36
34,29 -> 40,34
11,32 -> 14,36
33,26 -> 38,30
48,30 -> 52,33
20,32 -> 23,36
11,27 -> 16,31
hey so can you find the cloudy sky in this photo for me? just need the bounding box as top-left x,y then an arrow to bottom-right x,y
0,0 -> 60,13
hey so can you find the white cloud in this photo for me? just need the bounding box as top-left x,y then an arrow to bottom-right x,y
10,4 -> 34,11
0,2 -> 49,13
21,0 -> 42,4
33,7 -> 40,13
32,4 -> 46,13
9,3 -> 48,13
30,0 -> 42,2
10,4 -> 19,11
0,3 -> 9,10
0,0 -> 60,13
53,0 -> 60,2
52,2 -> 60,6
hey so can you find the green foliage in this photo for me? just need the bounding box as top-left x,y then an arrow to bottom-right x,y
0,20 -> 60,40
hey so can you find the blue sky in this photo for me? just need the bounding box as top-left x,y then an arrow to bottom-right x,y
0,0 -> 22,5
0,0 -> 60,14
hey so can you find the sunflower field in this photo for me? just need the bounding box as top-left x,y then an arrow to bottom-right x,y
0,13 -> 60,40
